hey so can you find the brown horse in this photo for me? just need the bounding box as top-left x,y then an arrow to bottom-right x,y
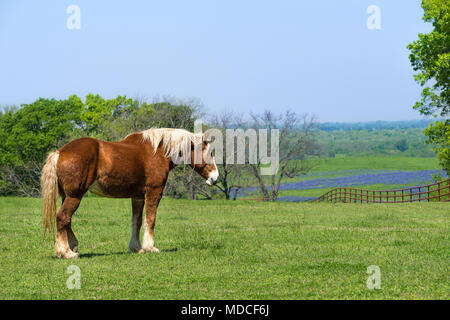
41,128 -> 218,259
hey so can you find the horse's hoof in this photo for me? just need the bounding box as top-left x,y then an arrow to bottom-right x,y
128,246 -> 142,253
139,246 -> 160,253
55,250 -> 79,259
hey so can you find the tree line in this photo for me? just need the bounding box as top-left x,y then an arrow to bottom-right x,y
0,95 -> 317,200
315,128 -> 436,158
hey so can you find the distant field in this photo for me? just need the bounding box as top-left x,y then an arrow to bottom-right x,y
310,156 -> 439,173
248,157 -> 442,200
0,197 -> 448,299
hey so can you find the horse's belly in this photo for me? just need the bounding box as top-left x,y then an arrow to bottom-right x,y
88,180 -> 115,198
88,178 -> 144,198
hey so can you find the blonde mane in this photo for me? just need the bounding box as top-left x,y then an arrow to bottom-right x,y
141,128 -> 203,158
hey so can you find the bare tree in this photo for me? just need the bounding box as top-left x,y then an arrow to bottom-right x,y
246,110 -> 317,201
165,166 -> 215,200
0,162 -> 42,197
207,112 -> 255,200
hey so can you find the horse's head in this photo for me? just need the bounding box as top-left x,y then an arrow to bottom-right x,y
190,138 -> 219,186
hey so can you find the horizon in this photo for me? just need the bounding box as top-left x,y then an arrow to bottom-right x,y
0,1 -> 432,122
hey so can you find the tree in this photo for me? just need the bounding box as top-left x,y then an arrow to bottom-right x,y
0,95 -> 84,165
207,112 -> 254,200
0,96 -> 84,196
424,120 -> 450,174
408,0 -> 449,174
246,110 -> 317,201
165,166 -> 216,200
0,94 -> 202,197
81,94 -> 201,141
395,139 -> 409,152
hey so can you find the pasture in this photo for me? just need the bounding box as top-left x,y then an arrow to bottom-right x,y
0,197 -> 448,299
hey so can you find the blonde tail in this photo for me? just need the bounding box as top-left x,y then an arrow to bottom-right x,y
41,151 -> 60,239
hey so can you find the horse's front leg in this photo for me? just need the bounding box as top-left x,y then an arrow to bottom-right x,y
128,198 -> 144,253
140,186 -> 164,253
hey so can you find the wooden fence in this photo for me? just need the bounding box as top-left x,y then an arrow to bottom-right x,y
313,178 -> 450,203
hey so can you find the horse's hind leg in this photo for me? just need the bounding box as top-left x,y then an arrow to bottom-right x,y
55,196 -> 81,259
67,224 -> 79,253
59,192 -> 78,253
128,198 -> 144,253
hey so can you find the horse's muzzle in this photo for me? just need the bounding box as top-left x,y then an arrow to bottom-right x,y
206,170 -> 219,186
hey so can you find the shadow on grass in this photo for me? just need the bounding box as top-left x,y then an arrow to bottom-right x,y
161,247 -> 178,253
78,247 -> 179,258
75,251 -> 128,259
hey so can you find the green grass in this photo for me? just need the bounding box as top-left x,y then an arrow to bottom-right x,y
0,197 -> 448,299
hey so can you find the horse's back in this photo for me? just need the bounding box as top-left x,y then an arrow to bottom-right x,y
59,137 -> 100,156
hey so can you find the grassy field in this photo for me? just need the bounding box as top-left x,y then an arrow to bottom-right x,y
0,197 -> 448,299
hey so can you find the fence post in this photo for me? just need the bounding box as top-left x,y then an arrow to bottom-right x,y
447,179 -> 450,201
438,181 -> 441,202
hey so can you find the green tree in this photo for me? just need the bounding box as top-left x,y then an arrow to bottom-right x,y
395,139 -> 409,152
424,119 -> 450,173
0,95 -> 84,165
408,0 -> 449,174
81,93 -> 137,139
0,94 -> 202,196
0,96 -> 84,196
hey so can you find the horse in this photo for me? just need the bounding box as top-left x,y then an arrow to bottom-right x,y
41,128 -> 219,259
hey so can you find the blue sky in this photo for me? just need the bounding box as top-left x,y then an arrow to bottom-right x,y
0,0 -> 431,122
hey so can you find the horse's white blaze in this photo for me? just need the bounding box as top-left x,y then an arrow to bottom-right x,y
206,157 -> 219,185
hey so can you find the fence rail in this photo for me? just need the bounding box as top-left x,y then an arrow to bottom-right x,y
313,178 -> 450,203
